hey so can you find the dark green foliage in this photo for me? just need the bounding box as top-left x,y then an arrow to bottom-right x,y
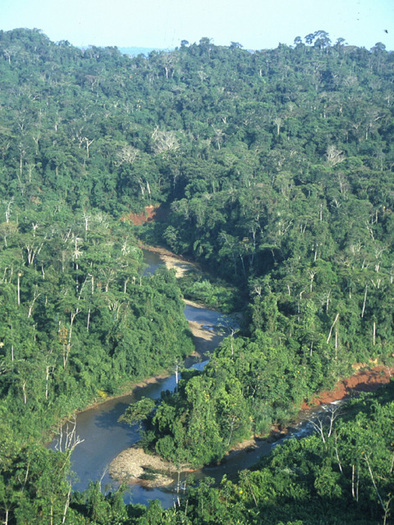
0,27 -> 393,523
136,384 -> 394,524
0,207 -> 193,523
119,397 -> 156,426
178,273 -> 243,313
0,211 -> 193,436
143,331 -> 316,467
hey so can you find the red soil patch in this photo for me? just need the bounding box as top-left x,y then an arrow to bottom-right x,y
301,365 -> 393,409
121,205 -> 169,225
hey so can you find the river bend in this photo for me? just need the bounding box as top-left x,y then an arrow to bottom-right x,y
52,249 -> 331,508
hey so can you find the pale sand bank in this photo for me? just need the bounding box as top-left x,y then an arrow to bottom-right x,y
109,447 -> 188,488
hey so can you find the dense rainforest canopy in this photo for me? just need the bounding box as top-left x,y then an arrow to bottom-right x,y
0,28 -> 393,523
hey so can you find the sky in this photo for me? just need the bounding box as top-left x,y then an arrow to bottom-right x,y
1,0 -> 393,51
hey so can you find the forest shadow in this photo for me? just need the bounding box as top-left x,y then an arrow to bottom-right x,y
93,401 -> 137,433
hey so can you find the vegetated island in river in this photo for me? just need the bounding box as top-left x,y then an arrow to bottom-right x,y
109,249 -> 394,489
109,365 -> 393,489
109,250 -> 226,487
109,309 -> 225,486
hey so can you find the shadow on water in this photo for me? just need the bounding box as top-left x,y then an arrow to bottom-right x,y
93,402 -> 134,431
142,249 -> 164,275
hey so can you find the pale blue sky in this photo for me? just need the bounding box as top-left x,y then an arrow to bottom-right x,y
1,0 -> 393,50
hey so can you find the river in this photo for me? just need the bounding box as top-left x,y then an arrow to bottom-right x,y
51,249 -> 240,507
51,249 -> 332,509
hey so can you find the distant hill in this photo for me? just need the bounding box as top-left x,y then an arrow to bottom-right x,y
118,46 -> 169,56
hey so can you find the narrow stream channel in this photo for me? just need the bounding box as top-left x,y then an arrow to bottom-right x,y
52,249 -> 331,509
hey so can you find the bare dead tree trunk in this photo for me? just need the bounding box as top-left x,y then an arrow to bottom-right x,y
86,308 -> 91,332
310,404 -> 341,444
28,292 -> 41,318
310,417 -> 326,443
22,380 -> 27,404
84,137 -> 94,159
361,285 -> 368,318
26,242 -> 44,265
17,272 -> 22,306
352,464 -> 355,499
54,417 -> 84,454
66,309 -> 78,361
327,313 -> 340,344
334,432 -> 343,473
363,455 -> 390,524
5,198 -> 14,223
62,486 -> 72,524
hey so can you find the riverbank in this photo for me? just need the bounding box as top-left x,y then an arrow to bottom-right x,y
69,250 -> 209,414
301,364 -> 393,409
109,447 -> 188,488
108,246 -> 394,490
72,305 -> 221,415
108,302 -> 229,488
109,363 -> 394,489
145,245 -> 227,359
108,251 -> 232,488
